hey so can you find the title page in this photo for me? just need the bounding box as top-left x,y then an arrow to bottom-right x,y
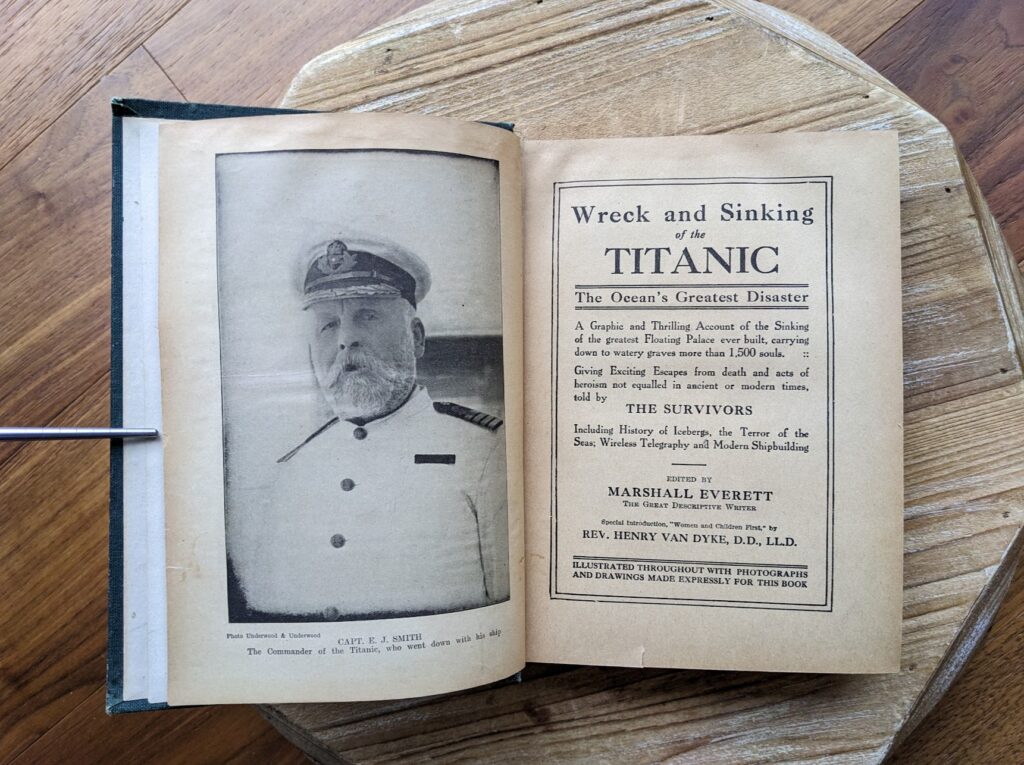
524,133 -> 902,673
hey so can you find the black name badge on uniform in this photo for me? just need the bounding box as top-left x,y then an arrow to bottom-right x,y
415,454 -> 457,465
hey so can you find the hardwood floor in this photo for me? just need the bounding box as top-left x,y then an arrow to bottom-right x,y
0,1 -> 1020,762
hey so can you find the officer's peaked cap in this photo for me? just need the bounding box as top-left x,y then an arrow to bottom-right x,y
300,235 -> 431,308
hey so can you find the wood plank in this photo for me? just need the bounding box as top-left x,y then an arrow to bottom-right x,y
0,380 -> 111,763
0,47 -> 182,764
0,46 -> 180,442
9,686 -> 305,765
0,0 -> 189,172
144,0 -> 429,106
890,562 -> 1024,764
811,8 -> 1024,749
904,382 -> 1024,515
862,0 -> 1024,264
771,0 -> 929,54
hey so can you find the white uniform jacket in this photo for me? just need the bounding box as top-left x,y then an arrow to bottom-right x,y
229,387 -> 509,620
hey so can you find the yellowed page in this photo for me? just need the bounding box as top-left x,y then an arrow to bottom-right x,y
159,113 -> 524,704
524,132 -> 902,673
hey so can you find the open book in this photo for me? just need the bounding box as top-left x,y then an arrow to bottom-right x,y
108,100 -> 902,712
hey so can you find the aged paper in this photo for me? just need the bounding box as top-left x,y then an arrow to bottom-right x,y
523,133 -> 902,673
159,113 -> 524,703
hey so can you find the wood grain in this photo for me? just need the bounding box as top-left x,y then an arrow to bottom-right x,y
890,563 -> 1024,763
0,380 -> 112,764
0,0 -> 188,172
0,46 -> 180,764
0,44 -> 180,442
10,686 -> 306,765
145,0 -> 429,106
772,0 -> 929,53
862,0 -> 1024,267
268,0 -> 1024,760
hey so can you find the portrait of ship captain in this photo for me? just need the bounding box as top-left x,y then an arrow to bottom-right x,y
227,236 -> 510,621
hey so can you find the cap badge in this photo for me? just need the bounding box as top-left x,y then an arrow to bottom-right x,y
320,240 -> 358,273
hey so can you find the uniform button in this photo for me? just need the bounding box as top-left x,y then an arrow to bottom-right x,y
340,478 -> 355,491
353,426 -> 367,440
330,534 -> 346,548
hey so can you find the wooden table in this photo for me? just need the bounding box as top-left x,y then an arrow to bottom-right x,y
0,1 -> 1021,763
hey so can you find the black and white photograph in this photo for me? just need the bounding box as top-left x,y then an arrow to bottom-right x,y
216,149 -> 510,622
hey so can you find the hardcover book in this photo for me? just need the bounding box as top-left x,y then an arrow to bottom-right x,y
108,99 -> 902,712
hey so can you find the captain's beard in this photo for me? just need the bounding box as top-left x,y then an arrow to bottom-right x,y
315,344 -> 417,422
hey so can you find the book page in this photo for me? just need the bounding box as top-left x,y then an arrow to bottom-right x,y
158,113 -> 524,704
523,133 -> 902,673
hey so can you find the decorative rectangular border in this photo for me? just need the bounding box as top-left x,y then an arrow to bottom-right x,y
549,177 -> 834,612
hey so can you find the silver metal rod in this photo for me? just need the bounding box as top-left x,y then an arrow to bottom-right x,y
0,427 -> 160,441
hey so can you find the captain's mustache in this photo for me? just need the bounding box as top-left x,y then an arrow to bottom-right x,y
325,348 -> 394,387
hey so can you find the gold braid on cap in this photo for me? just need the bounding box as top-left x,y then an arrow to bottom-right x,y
303,239 -> 417,306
